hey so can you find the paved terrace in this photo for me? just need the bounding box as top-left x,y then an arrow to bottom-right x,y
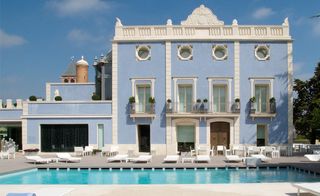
0,153 -> 320,175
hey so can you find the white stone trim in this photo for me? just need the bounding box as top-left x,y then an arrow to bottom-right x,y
112,43 -> 118,144
173,77 -> 198,104
22,119 -> 27,149
208,77 -> 232,112
212,44 -> 228,60
46,83 -> 51,101
234,41 -> 240,99
130,78 -> 155,97
255,45 -> 270,61
249,78 -> 274,99
206,118 -> 235,147
171,118 -> 199,153
177,45 -> 193,61
136,45 -> 151,61
21,115 -> 112,119
287,42 -> 294,145
26,101 -> 112,104
165,42 -> 171,100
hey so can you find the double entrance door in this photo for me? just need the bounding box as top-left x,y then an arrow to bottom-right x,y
210,122 -> 230,149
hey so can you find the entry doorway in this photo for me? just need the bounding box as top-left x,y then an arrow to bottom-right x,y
138,125 -> 150,153
210,122 -> 230,148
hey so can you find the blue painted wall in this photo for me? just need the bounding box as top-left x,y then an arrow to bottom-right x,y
27,102 -> 112,116
50,83 -> 95,101
26,118 -> 112,147
239,42 -> 288,144
117,42 -> 166,144
171,42 -> 235,144
0,109 -> 22,121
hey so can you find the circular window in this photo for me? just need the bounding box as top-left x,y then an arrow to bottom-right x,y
255,45 -> 270,61
178,45 -> 192,60
212,45 -> 228,60
136,45 -> 151,61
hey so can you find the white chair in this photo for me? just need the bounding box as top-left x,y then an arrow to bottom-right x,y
107,154 -> 128,162
130,155 -> 152,163
163,155 -> 180,163
7,147 -> 15,159
25,156 -> 52,164
110,145 -> 119,156
225,155 -> 243,162
74,147 -> 84,156
304,154 -> 320,162
251,154 -> 271,162
292,183 -> 320,196
195,155 -> 210,163
6,99 -> 13,109
84,146 -> 93,156
0,99 -> 3,109
16,99 -> 23,108
190,146 -> 196,156
216,145 -> 225,155
232,145 -> 245,157
56,153 -> 81,163
101,146 -> 111,157
263,146 -> 274,157
247,146 -> 261,156
209,146 -> 215,156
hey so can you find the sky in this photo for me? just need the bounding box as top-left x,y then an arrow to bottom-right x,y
0,0 -> 320,100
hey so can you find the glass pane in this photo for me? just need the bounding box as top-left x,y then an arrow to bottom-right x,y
220,87 -> 226,112
178,86 -> 192,112
98,124 -> 104,149
257,125 -> 265,139
213,87 -> 219,112
185,86 -> 193,112
177,126 -> 195,142
178,86 -> 186,112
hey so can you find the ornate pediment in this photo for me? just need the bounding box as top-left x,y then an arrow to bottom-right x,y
181,5 -> 224,26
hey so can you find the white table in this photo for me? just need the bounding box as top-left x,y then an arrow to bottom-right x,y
181,157 -> 195,163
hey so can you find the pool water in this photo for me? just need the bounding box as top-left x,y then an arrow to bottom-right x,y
0,168 -> 319,184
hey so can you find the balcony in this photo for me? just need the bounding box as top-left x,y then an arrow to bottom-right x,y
166,102 -> 240,118
129,103 -> 156,119
249,101 -> 276,119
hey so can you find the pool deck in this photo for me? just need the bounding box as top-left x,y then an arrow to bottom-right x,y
0,153 -> 319,196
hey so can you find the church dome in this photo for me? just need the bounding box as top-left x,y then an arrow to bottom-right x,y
76,56 -> 89,66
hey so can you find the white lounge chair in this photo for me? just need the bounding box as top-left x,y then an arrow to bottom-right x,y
84,146 -> 93,156
292,183 -> 320,196
195,155 -> 210,163
130,155 -> 152,163
304,154 -> 320,162
225,155 -> 243,162
163,155 -> 180,163
74,147 -> 84,157
25,156 -> 52,164
110,145 -> 119,156
251,154 -> 271,162
107,154 -> 128,162
56,153 -> 81,163
101,146 -> 111,156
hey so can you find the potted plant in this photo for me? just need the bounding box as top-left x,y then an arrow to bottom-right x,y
55,96 -> 62,101
29,95 -> 37,101
92,93 -> 101,101
23,148 -> 39,156
196,99 -> 201,112
233,98 -> 240,113
166,99 -> 172,112
148,97 -> 155,113
129,96 -> 135,114
93,149 -> 102,155
269,97 -> 276,113
250,97 -> 256,113
202,98 -> 208,112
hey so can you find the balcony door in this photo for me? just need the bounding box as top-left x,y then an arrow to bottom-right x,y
178,85 -> 193,112
136,85 -> 151,113
255,85 -> 269,113
212,85 -> 227,112
138,125 -> 150,153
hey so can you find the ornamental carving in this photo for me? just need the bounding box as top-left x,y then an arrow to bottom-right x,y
181,5 -> 224,26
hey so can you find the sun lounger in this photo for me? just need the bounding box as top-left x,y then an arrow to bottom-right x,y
304,154 -> 320,162
163,155 -> 180,163
107,154 -> 128,162
56,153 -> 81,163
225,155 -> 243,162
130,155 -> 152,163
292,183 -> 320,196
6,193 -> 36,196
251,154 -> 271,162
74,147 -> 84,157
25,156 -> 52,164
195,155 -> 210,163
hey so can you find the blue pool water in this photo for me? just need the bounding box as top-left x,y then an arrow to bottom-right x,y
0,168 -> 319,184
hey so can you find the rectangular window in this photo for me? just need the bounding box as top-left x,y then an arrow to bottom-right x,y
257,125 -> 267,146
255,85 -> 269,113
97,124 -> 104,149
212,85 -> 227,112
178,85 -> 193,112
177,125 -> 195,152
136,84 -> 151,113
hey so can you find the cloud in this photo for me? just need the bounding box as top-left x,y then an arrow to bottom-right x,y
0,29 -> 26,48
46,0 -> 110,16
252,7 -> 275,19
311,21 -> 320,36
67,29 -> 105,44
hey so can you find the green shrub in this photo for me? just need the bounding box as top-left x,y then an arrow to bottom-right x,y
29,96 -> 37,101
55,96 -> 62,101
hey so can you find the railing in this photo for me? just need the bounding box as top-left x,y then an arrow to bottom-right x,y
130,103 -> 155,114
166,102 -> 240,114
115,24 -> 290,41
250,102 -> 276,114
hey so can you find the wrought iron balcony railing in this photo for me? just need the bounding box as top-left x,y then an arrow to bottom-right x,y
130,103 -> 155,114
166,102 -> 241,114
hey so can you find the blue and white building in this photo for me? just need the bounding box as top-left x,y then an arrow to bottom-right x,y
0,5 -> 293,154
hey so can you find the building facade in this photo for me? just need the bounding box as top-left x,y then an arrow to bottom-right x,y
0,5 -> 293,154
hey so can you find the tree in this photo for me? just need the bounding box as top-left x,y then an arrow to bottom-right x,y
293,62 -> 320,144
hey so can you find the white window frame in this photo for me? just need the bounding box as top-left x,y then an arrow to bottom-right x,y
208,77 -> 232,113
136,45 -> 151,61
249,77 -> 274,113
173,77 -> 197,107
212,45 -> 228,60
130,78 -> 155,98
177,45 -> 193,61
255,45 -> 270,61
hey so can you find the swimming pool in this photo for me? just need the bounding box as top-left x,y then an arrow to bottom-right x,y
0,167 -> 319,184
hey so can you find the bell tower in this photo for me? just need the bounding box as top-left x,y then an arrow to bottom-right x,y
76,56 -> 89,83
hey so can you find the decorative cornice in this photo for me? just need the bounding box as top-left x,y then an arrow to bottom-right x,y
181,5 -> 224,26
